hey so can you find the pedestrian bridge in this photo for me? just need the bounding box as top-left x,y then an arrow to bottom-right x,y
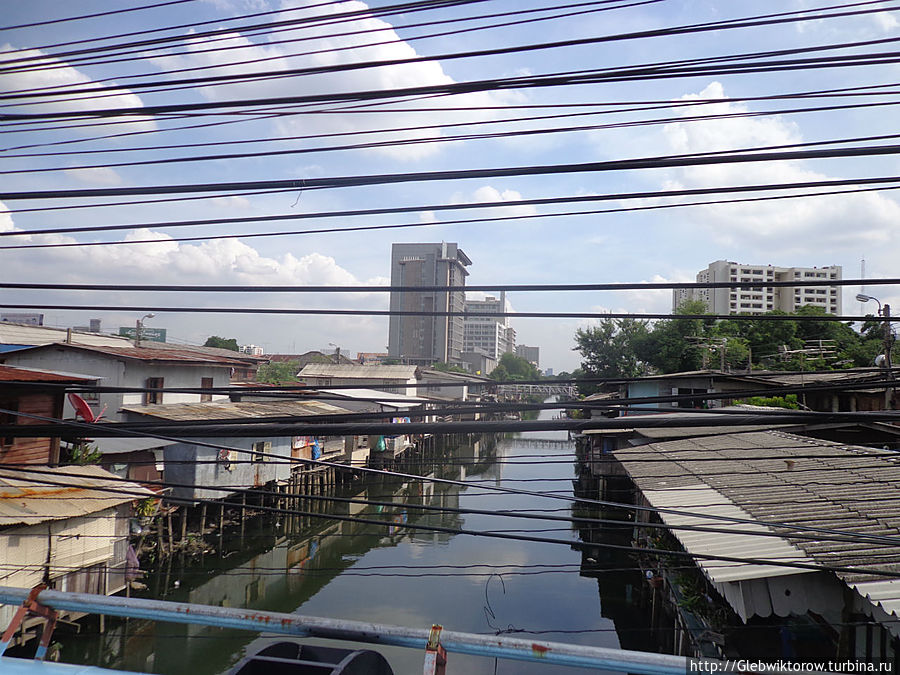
497,383 -> 577,397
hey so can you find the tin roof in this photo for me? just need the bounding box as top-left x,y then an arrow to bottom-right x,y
10,342 -> 251,367
121,399 -> 352,421
298,364 -> 419,379
318,388 -> 430,409
615,430 -> 900,626
0,365 -> 96,384
0,465 -> 153,526
0,323 -> 132,348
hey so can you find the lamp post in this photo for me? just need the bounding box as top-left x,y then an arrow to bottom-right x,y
856,294 -> 893,407
135,313 -> 155,347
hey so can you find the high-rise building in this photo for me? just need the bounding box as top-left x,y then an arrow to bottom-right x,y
674,260 -> 843,315
463,293 -> 515,360
388,243 -> 471,365
515,344 -> 540,368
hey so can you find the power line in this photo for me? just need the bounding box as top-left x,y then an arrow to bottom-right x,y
0,0 -> 197,31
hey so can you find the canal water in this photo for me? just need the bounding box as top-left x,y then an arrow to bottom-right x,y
57,413 -> 655,674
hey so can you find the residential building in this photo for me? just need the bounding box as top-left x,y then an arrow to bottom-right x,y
240,344 -> 264,356
673,260 -> 843,315
463,293 -> 515,360
0,365 -> 97,465
515,344 -> 540,367
0,465 -> 153,638
1,343 -> 251,423
120,399 -> 351,500
388,242 -> 471,366
298,363 -> 422,397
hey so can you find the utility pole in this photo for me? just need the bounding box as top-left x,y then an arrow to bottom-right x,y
884,304 -> 894,409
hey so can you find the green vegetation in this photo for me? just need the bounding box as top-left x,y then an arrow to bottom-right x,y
737,394 -> 801,409
257,360 -> 300,384
432,361 -> 468,374
204,336 -> 240,351
489,352 -> 541,381
66,442 -> 102,465
573,302 -> 886,393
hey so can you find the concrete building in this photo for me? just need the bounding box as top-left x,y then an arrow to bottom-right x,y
388,243 -> 471,366
673,260 -> 842,315
463,293 -> 515,360
515,344 -> 540,368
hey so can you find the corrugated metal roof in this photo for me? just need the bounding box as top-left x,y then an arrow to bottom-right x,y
12,342 -> 250,366
0,465 -> 153,526
298,364 -> 418,379
614,430 -> 900,628
319,388 -> 429,408
121,399 -> 351,420
0,323 -> 133,348
0,365 -> 96,383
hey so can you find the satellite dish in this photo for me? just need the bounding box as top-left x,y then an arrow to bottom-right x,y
68,393 -> 106,422
875,354 -> 886,367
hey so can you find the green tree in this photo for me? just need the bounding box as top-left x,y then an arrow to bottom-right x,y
204,336 -> 240,351
635,301 -> 709,373
490,353 -> 541,381
257,361 -> 300,384
574,317 -> 649,388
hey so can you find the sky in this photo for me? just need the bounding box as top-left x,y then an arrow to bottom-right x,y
2,0 -> 900,372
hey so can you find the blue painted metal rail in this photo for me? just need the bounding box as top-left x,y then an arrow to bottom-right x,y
0,586 -> 829,674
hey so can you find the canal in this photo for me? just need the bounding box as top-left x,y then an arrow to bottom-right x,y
57,412 -> 655,674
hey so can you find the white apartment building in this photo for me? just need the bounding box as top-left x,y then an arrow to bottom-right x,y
463,294 -> 515,360
674,260 -> 842,315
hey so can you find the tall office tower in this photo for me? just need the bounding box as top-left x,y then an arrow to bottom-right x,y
673,260 -> 843,315
463,293 -> 515,360
388,243 -> 472,365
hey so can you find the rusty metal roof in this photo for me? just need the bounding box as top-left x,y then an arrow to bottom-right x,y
0,365 -> 96,384
11,342 -> 251,367
0,465 -> 153,526
121,398 -> 352,420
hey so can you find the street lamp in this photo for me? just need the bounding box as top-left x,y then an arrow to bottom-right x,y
135,313 -> 155,346
856,294 -> 893,406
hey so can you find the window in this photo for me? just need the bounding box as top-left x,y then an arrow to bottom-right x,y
253,441 -> 272,462
0,401 -> 17,449
144,377 -> 164,405
200,377 -> 213,402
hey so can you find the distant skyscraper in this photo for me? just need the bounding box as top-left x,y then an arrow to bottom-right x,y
463,293 -> 515,360
674,260 -> 843,315
388,243 -> 472,365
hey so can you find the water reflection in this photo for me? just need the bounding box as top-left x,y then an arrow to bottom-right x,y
59,422 -> 647,675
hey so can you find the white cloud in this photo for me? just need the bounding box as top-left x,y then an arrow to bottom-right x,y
63,167 -> 123,186
450,185 -> 538,219
145,1 -> 516,160
0,45 -> 156,133
660,82 -> 900,253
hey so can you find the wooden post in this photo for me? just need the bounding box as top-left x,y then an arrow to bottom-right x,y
180,507 -> 188,543
200,503 -> 207,536
167,512 -> 174,554
240,493 -> 246,542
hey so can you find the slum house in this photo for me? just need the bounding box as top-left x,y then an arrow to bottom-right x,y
297,364 -> 422,397
0,365 -> 99,465
613,370 -> 780,414
604,429 -> 900,664
752,368 -> 897,413
1,343 -> 264,480
120,399 -> 356,501
419,368 -> 493,404
0,465 -> 154,645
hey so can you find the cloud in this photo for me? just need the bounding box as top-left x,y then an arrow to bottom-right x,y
0,45 -> 156,133
449,185 -> 538,219
659,82 -> 900,253
63,167 -> 123,186
145,1 -> 517,160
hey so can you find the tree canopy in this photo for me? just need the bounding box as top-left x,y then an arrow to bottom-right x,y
573,303 -> 887,391
490,352 -> 541,381
204,336 -> 240,351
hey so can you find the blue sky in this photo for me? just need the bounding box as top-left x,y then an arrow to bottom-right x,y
2,0 -> 899,371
